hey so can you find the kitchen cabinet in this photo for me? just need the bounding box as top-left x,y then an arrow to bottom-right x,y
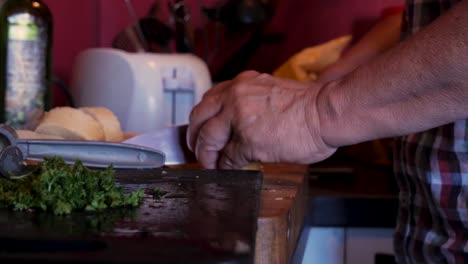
345,228 -> 394,264
292,143 -> 399,264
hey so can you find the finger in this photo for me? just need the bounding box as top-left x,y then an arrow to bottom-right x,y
194,113 -> 231,169
188,71 -> 262,151
218,140 -> 250,170
203,71 -> 261,97
187,93 -> 223,152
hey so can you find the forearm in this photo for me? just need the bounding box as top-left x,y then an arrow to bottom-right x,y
315,1 -> 468,147
318,12 -> 403,82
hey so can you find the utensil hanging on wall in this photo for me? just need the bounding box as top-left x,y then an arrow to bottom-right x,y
123,0 -> 149,52
168,0 -> 194,53
113,26 -> 147,53
113,0 -> 173,53
202,0 -> 271,31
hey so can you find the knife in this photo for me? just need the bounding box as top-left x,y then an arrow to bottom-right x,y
0,124 -> 166,178
122,124 -> 196,165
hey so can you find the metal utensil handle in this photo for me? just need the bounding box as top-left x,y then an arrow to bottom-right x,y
16,139 -> 165,169
123,0 -> 149,52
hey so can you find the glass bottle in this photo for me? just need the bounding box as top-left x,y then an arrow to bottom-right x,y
0,0 -> 52,129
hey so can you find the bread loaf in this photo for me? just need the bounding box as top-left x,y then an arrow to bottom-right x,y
17,130 -> 64,140
79,107 -> 124,142
35,107 -> 105,141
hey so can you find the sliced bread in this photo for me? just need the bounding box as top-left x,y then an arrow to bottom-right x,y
35,107 -> 105,141
79,107 -> 124,142
17,130 -> 65,140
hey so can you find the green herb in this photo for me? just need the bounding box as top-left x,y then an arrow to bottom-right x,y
0,157 -> 144,215
151,188 -> 168,201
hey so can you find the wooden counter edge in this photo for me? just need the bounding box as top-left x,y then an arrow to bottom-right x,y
167,162 -> 309,264
255,163 -> 309,264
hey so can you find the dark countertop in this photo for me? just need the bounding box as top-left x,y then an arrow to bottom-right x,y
307,195 -> 398,228
0,168 -> 263,264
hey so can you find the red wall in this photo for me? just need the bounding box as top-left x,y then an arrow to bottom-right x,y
41,0 -> 98,105
42,0 -> 403,105
247,0 -> 404,72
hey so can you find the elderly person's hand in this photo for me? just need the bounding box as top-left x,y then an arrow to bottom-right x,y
187,71 -> 337,169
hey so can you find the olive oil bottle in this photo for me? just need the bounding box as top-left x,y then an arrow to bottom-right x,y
0,0 -> 52,129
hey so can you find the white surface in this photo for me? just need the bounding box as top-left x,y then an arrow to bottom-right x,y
292,227 -> 394,264
293,227 -> 345,264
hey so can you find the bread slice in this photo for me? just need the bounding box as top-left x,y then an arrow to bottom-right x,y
79,107 -> 124,142
35,107 -> 105,141
17,130 -> 65,140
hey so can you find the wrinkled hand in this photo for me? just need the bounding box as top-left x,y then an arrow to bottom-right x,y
187,71 -> 337,169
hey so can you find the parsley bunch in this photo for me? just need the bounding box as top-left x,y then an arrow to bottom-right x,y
0,157 -> 144,215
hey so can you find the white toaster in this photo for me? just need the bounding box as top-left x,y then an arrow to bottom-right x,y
70,48 -> 212,133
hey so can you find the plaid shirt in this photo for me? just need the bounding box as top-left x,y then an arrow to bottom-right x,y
394,0 -> 467,263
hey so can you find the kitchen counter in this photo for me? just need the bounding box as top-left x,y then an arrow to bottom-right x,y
255,163 -> 309,264
1,160 -> 392,264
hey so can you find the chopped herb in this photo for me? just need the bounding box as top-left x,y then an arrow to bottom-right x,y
0,157 -> 144,215
151,188 -> 168,201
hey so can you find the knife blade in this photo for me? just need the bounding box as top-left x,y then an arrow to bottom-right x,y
122,124 -> 196,165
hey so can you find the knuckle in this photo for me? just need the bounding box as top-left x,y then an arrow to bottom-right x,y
206,94 -> 220,105
189,95 -> 219,123
200,95 -> 217,109
202,90 -> 211,100
204,81 -> 227,98
237,70 -> 260,79
234,109 -> 250,123
202,89 -> 216,100
255,73 -> 272,80
231,83 -> 248,97
189,104 -> 201,122
230,96 -> 246,115
201,118 -> 217,133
